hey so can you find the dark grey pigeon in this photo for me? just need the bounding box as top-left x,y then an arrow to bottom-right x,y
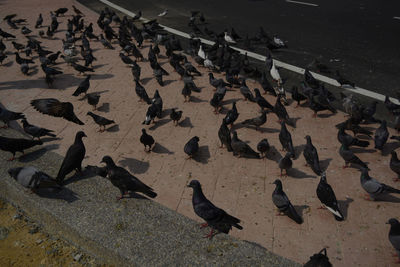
87,92 -> 100,110
272,179 -> 303,224
223,101 -> 238,128
303,135 -> 322,175
387,218 -> 400,263
337,125 -> 369,147
257,138 -> 270,158
360,168 -> 400,200
0,136 -> 42,161
391,151 -> 400,181
184,136 -> 199,158
187,180 -> 243,239
218,120 -> 233,152
56,131 -> 86,185
0,107 -> 25,128
278,152 -> 292,176
87,112 -> 115,132
241,110 -> 267,131
135,80 -> 150,104
73,75 -> 91,96
8,166 -> 61,191
339,144 -> 369,170
140,129 -> 154,152
254,88 -> 274,111
316,173 -> 344,221
231,131 -> 260,158
170,108 -> 182,126
31,98 -> 84,125
21,119 -> 56,140
279,121 -> 295,158
374,120 -> 389,152
304,248 -> 332,267
239,79 -> 255,102
142,103 -> 158,125
101,155 -> 157,200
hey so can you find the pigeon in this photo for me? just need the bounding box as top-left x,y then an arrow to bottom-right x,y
218,119 -> 233,152
304,248 -> 333,267
170,108 -> 182,126
187,180 -> 243,239
12,41 -> 24,51
54,7 -> 68,17
35,14 -> 43,28
184,136 -> 199,158
101,155 -> 157,200
224,31 -> 236,43
239,79 -> 255,102
72,75 -> 91,96
374,120 -> 389,152
303,135 -> 322,175
270,61 -> 282,85
152,90 -> 163,118
140,129 -> 154,152
387,218 -> 400,263
254,88 -> 274,111
316,173 -> 344,221
21,26 -> 32,35
241,110 -> 267,131
274,94 -> 290,124
0,28 -> 16,39
223,101 -> 239,128
337,125 -> 369,148
0,136 -> 42,161
0,106 -> 25,128
142,103 -> 158,125
71,62 -> 94,74
134,80 -> 150,104
304,68 -> 319,89
260,71 -> 276,96
257,139 -> 270,158
336,70 -> 355,88
339,144 -> 369,170
279,152 -> 293,176
231,131 -> 260,158
99,34 -> 114,49
181,84 -> 192,102
41,63 -> 63,76
272,179 -> 303,224
87,112 -> 115,132
360,168 -> 400,201
14,52 -> 34,64
86,93 -> 100,110
336,118 -> 373,137
391,151 -> 400,181
56,131 -> 86,185
8,166 -> 61,191
31,98 -> 84,125
158,9 -> 168,17
279,121 -> 295,158
21,119 -> 56,140
208,73 -> 231,90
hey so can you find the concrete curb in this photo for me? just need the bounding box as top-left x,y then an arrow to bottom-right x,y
0,128 -> 300,266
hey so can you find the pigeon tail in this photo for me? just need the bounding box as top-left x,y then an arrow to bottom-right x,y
225,214 -> 243,230
325,205 -> 344,221
143,189 -> 157,198
383,184 -> 400,195
286,203 -> 303,224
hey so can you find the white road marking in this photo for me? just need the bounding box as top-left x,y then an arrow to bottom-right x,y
285,0 -> 319,7
393,17 -> 400,20
99,0 -> 400,104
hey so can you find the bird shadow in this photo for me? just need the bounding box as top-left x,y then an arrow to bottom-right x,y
63,168 -> 99,185
319,158 -> 332,171
193,145 -> 210,164
190,96 -> 207,103
152,142 -> 174,154
287,117 -> 301,128
265,145 -> 282,163
179,117 -> 193,128
92,63 -> 109,70
337,197 -> 354,219
149,118 -> 171,131
118,157 -> 150,174
383,142 -> 400,156
163,79 -> 175,86
2,61 -> 13,67
18,144 -> 59,163
351,147 -> 376,154
222,98 -> 242,106
317,113 -> 336,118
106,124 -> 119,132
287,168 -> 316,179
293,204 -> 310,219
140,77 -> 152,85
97,102 -> 110,113
40,137 -> 61,142
35,187 -> 79,203
294,144 -> 306,160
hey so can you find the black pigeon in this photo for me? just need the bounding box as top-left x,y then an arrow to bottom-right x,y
184,136 -> 199,158
87,93 -> 100,110
387,218 -> 400,263
21,119 -> 56,140
87,112 -> 114,132
272,179 -> 303,224
303,135 -> 322,176
257,138 -> 270,158
71,62 -> 94,74
119,52 -> 135,65
339,144 -> 368,170
35,14 -> 43,28
100,34 -> 114,49
140,129 -> 154,152
279,152 -> 293,176
336,119 -> 373,137
239,79 -> 255,102
142,103 -> 158,125
131,62 -> 141,81
254,88 -> 274,111
31,98 -> 84,125
73,75 -> 91,96
374,120 -> 389,152
360,168 -> 400,200
304,68 -> 319,89
187,180 -> 243,239
241,110 -> 267,131
14,52 -> 34,64
274,95 -> 290,123
316,173 -> 344,221
0,136 -> 42,161
391,151 -> 400,181
260,71 -> 276,96
8,166 -> 61,191
41,63 -> 63,76
170,108 -> 182,126
231,131 -> 260,158
21,26 -> 32,35
304,248 -> 332,267
208,73 -> 231,90
336,70 -> 355,88
337,125 -> 369,148
152,90 -> 163,118
218,120 -> 233,152
181,84 -> 192,102
0,106 -> 25,128
12,41 -> 24,51
54,8 -> 68,16
56,131 -> 86,184
101,155 -> 157,200
134,80 -> 150,103
0,28 -> 16,39
223,101 -> 239,129
279,121 -> 295,158
291,85 -> 307,107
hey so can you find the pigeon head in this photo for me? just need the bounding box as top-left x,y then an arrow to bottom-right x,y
284,152 -> 292,158
76,131 -> 87,139
101,155 -> 115,166
320,172 -> 327,183
208,73 -> 213,78
193,136 -> 199,142
254,88 -> 261,96
272,179 -> 282,187
387,218 -> 400,225
305,135 -> 312,143
187,179 -> 201,189
7,167 -> 22,178
142,128 -> 147,134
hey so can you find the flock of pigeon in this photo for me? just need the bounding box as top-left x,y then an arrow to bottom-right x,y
1,4 -> 400,265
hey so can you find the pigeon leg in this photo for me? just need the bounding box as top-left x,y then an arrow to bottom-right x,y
0,124 -> 8,129
363,194 -> 372,201
204,229 -> 215,239
275,211 -> 285,216
317,205 -> 327,210
312,112 -> 317,118
342,162 -> 349,169
295,103 -> 299,108
391,253 -> 398,257
7,155 -> 15,161
199,222 -> 208,229
393,178 -> 400,182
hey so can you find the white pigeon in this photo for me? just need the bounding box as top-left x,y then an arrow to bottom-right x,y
224,32 -> 236,43
198,45 -> 205,59
158,9 -> 168,17
270,61 -> 282,84
204,55 -> 214,69
273,35 -> 285,47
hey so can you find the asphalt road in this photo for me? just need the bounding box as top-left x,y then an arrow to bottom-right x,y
87,0 -> 400,98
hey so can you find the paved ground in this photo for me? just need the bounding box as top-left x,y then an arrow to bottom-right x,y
0,0 -> 400,266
